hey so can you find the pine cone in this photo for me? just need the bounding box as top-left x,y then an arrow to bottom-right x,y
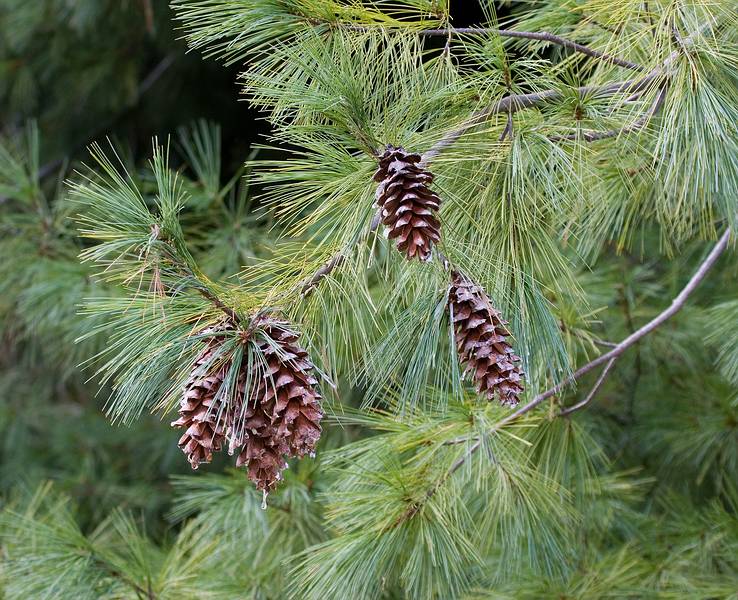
172,317 -> 323,492
235,317 -> 323,492
171,332 -> 230,469
448,271 -> 525,406
373,145 -> 441,262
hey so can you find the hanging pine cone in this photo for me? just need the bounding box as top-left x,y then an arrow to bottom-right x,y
171,326 -> 230,469
172,317 -> 323,492
373,145 -> 442,262
448,271 -> 525,406
234,317 -> 323,492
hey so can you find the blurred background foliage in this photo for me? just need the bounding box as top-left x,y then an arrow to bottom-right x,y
0,1 -> 736,599
0,0 -> 260,531
0,0 -> 260,172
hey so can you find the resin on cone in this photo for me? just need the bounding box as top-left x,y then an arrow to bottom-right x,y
448,271 -> 525,406
373,145 -> 442,262
172,317 -> 323,491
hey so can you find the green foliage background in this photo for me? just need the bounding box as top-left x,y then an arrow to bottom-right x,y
0,1 -> 736,598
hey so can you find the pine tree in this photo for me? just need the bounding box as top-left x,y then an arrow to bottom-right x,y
2,1 -> 738,599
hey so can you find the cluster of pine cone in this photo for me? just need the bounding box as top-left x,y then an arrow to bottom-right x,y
173,144 -> 526,491
171,316 -> 323,492
374,144 -> 524,406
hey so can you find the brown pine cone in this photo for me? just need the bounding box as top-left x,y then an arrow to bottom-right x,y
373,145 -> 442,262
448,271 -> 525,406
234,317 -> 323,492
171,334 -> 230,469
172,317 -> 323,493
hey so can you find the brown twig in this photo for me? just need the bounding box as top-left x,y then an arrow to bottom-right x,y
151,224 -> 242,324
300,252 -> 348,296
416,28 -> 644,71
499,113 -> 514,142
557,358 -> 616,416
196,286 -> 241,324
549,86 -> 666,143
595,339 -> 618,349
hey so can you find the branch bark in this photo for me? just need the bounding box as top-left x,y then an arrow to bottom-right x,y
300,252 -> 348,296
196,286 -> 241,324
557,358 -> 616,416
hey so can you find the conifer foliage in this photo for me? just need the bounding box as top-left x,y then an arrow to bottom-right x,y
1,0 -> 738,599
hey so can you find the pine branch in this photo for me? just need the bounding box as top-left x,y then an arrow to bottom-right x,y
194,284 -> 241,324
421,19 -> 714,164
257,19 -> 719,321
516,224 -> 731,419
173,258 -> 243,325
410,225 -> 732,520
281,7 -> 644,70
300,252 -> 347,297
92,558 -> 152,600
299,75 -> 663,294
397,443 -> 470,523
297,79 -> 665,293
420,79 -> 641,164
549,86 -> 667,143
336,20 -> 642,69
415,27 -> 644,71
150,223 -> 243,323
